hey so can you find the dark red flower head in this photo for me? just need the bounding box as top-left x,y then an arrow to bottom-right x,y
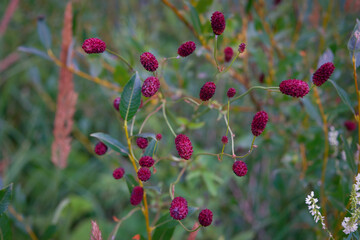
227,88 -> 236,98
113,167 -> 125,180
221,136 -> 228,144
156,134 -> 162,141
113,97 -> 121,110
95,142 -> 108,155
279,79 -> 309,98
312,62 -> 335,86
211,11 -> 226,35
200,82 -> 216,101
198,209 -> 213,227
136,137 -> 148,149
233,160 -> 248,177
137,167 -> 151,182
175,134 -> 193,160
224,47 -> 233,62
251,111 -> 268,136
259,73 -> 265,83
140,52 -> 159,72
344,120 -> 357,131
238,43 -> 246,53
178,41 -> 196,57
141,76 -> 160,97
130,186 -> 143,206
82,38 -> 106,54
139,156 -> 155,168
169,196 -> 188,220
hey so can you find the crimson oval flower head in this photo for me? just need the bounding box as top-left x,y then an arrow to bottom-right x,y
233,160 -> 248,177
175,134 -> 193,160
198,209 -> 213,227
141,76 -> 160,97
221,136 -> 228,144
169,196 -> 188,220
178,41 -> 196,57
82,38 -> 106,54
113,97 -> 121,111
95,142 -> 108,155
238,43 -> 246,53
113,167 -> 125,180
344,120 -> 357,131
140,52 -> 159,72
156,134 -> 162,141
130,186 -> 144,206
137,167 -> 151,182
136,137 -> 148,149
227,88 -> 236,98
139,156 -> 155,168
279,79 -> 309,98
251,111 -> 268,136
211,11 -> 226,35
312,62 -> 335,86
224,47 -> 233,62
200,82 -> 216,101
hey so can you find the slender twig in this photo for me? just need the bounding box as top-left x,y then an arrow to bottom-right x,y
213,35 -> 220,71
224,115 -> 235,157
229,86 -> 279,104
178,221 -> 202,232
169,161 -> 188,199
139,104 -> 162,134
8,206 -> 38,240
162,101 -> 177,137
108,207 -> 141,240
106,49 -> 134,72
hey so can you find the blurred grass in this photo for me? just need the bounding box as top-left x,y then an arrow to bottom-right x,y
1,0 -> 360,239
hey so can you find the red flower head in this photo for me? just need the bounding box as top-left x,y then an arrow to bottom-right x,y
279,79 -> 309,98
140,52 -> 159,72
227,88 -> 236,98
82,38 -> 106,54
251,111 -> 268,136
136,137 -> 148,149
130,186 -> 143,206
224,47 -> 233,62
233,160 -> 248,177
198,209 -> 213,227
238,43 -> 246,53
94,142 -> 108,155
141,76 -> 160,97
112,167 -> 125,180
169,196 -> 188,220
221,136 -> 228,144
344,121 -> 357,131
175,134 -> 193,160
312,62 -> 335,86
178,41 -> 196,57
211,11 -> 226,35
137,167 -> 151,182
199,82 -> 216,101
156,134 -> 162,141
139,156 -> 155,168
113,97 -> 121,111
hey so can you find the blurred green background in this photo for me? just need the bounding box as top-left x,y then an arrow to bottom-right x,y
1,0 -> 360,239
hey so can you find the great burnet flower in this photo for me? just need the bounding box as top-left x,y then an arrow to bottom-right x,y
169,196 -> 188,220
139,156 -> 155,168
175,134 -> 193,160
94,142 -> 108,155
113,167 -> 125,180
224,47 -> 233,62
312,62 -> 335,86
199,82 -> 216,101
227,88 -> 236,98
137,167 -> 151,182
238,43 -> 246,53
251,111 -> 268,136
113,97 -> 121,110
82,38 -> 106,54
211,11 -> 225,35
232,160 -> 248,177
130,186 -> 143,206
279,79 -> 309,98
178,41 -> 196,57
136,137 -> 148,149
140,52 -> 159,72
198,209 -> 213,227
141,76 -> 160,97
221,136 -> 228,144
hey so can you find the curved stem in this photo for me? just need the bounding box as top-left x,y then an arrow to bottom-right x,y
222,52 -> 240,74
238,136 -> 256,159
162,101 -> 177,137
169,161 -> 188,199
138,104 -> 162,134
108,207 -> 141,240
229,86 -> 279,104
106,49 -> 134,72
178,220 -> 202,232
213,35 -> 220,71
224,114 -> 235,157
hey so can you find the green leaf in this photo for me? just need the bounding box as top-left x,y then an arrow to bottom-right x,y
152,214 -> 177,240
135,133 -> 157,140
18,46 -> 51,61
40,225 -> 57,240
195,0 -> 213,13
90,132 -> 128,156
328,80 -> 355,115
114,65 -> 130,87
0,184 -> 13,215
202,172 -> 217,196
0,214 -> 12,240
341,135 -> 356,174
120,73 -> 141,121
37,18 -> 52,49
186,2 -> 202,35
144,139 -> 157,157
125,174 -> 138,193
188,121 -> 205,130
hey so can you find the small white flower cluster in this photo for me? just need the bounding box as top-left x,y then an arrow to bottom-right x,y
342,174 -> 360,235
328,126 -> 339,147
355,30 -> 360,41
305,191 -> 333,239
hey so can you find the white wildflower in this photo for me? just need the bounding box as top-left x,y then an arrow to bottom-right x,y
328,126 -> 339,147
342,216 -> 358,234
342,173 -> 360,235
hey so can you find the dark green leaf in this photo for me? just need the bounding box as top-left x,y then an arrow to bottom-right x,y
90,132 -> 128,156
186,2 -> 202,35
40,225 -> 57,240
329,80 -> 355,115
125,174 -> 138,193
152,226 -> 175,240
144,139 -> 157,157
0,184 -> 13,215
341,135 -> 356,174
120,73 -> 141,121
0,214 -> 12,240
114,65 -> 130,87
18,46 -> 51,60
152,214 -> 178,240
135,133 -> 157,140
37,18 -> 52,49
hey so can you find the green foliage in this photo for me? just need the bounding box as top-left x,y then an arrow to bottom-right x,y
120,73 -> 142,121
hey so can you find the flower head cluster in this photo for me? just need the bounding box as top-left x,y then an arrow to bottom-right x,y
279,79 -> 309,98
345,120 -> 357,131
113,97 -> 121,111
178,41 -> 196,57
82,38 -> 106,54
251,111 -> 268,136
141,76 -> 160,97
140,52 -> 159,72
139,156 -> 155,168
238,43 -> 246,53
156,134 -> 162,141
227,88 -> 236,98
232,160 -> 248,177
312,62 -> 335,86
136,137 -> 148,149
137,167 -> 151,182
328,126 -> 339,147
224,47 -> 233,62
342,174 -> 360,235
221,136 -> 228,144
170,196 -> 188,220
130,186 -> 143,206
198,209 -> 213,227
175,134 -> 193,160
199,82 -> 216,101
211,11 -> 225,35
94,142 -> 108,155
113,167 -> 125,180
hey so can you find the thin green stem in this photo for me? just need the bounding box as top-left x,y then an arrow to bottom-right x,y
106,49 -> 134,72
213,35 -> 220,71
162,101 -> 177,137
222,52 -> 240,74
238,136 -> 256,159
229,86 -> 279,104
224,114 -> 235,157
169,161 -> 188,199
108,207 -> 141,240
138,104 -> 162,134
220,100 -> 231,161
178,220 -> 202,232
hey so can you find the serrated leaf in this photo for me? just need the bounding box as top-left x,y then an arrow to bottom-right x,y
135,133 -> 157,140
125,174 -> 138,193
0,184 -> 13,215
37,18 -> 52,49
328,80 -> 355,115
341,135 -> 356,174
114,65 -> 130,87
90,132 -> 128,156
120,73 -> 141,121
144,139 -> 157,157
0,214 -> 12,240
317,49 -> 334,68
18,46 -> 51,60
186,2 -> 202,35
